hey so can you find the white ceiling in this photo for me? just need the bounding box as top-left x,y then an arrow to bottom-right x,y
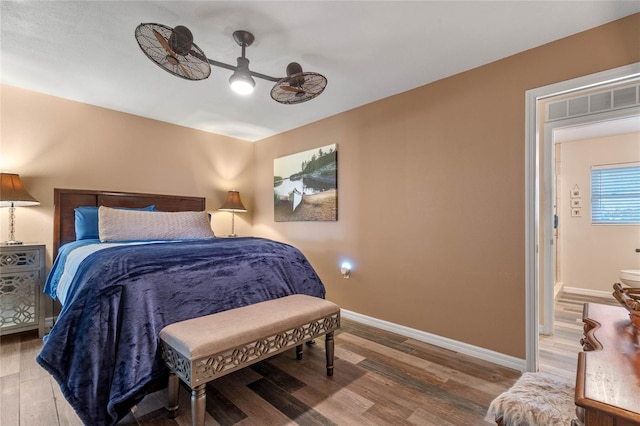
2,1 -> 639,142
554,115 -> 640,143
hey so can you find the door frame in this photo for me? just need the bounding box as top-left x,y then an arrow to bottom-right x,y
524,62 -> 640,372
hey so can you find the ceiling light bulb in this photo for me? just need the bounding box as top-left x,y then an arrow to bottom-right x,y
230,77 -> 255,95
229,57 -> 255,95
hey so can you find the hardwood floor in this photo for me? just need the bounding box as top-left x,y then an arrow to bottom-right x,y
538,291 -> 619,381
1,293 -> 617,425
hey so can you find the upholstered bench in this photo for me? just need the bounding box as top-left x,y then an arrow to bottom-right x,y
487,372 -> 576,426
159,294 -> 340,426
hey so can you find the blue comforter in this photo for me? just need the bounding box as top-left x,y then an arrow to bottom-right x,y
36,237 -> 325,426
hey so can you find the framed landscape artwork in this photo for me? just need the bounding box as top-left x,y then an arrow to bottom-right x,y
274,144 -> 337,222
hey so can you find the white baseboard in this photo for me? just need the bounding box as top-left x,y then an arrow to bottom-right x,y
562,286 -> 615,299
340,309 -> 526,372
554,281 -> 563,299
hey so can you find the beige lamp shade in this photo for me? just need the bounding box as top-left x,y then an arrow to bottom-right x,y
1,173 -> 39,244
218,190 -> 247,212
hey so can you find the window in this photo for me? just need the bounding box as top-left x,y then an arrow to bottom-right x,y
591,162 -> 640,224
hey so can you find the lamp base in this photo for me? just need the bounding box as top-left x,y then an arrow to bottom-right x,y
3,240 -> 23,245
227,234 -> 238,238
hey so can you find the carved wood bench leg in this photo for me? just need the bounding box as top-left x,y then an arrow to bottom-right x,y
325,331 -> 335,376
296,344 -> 303,360
191,384 -> 206,426
167,371 -> 179,418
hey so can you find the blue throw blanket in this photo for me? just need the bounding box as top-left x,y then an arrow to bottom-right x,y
37,237 -> 325,426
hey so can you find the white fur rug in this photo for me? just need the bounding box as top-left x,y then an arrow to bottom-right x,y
487,372 -> 576,426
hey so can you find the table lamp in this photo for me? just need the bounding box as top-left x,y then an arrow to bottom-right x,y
0,173 -> 40,245
218,190 -> 247,237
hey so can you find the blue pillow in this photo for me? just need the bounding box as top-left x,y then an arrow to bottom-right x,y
74,205 -> 156,240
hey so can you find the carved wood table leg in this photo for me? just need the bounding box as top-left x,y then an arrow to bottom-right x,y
325,331 -> 335,376
296,344 -> 303,360
166,371 -> 179,418
191,384 -> 206,426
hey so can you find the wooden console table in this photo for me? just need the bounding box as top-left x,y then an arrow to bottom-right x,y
575,303 -> 640,426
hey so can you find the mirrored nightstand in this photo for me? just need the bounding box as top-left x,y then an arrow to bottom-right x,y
0,243 -> 46,337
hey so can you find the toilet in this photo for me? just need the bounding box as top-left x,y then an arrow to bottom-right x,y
620,270 -> 640,287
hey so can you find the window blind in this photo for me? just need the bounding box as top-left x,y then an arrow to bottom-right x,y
591,163 -> 640,224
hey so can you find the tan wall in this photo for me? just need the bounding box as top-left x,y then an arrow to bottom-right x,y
559,132 -> 640,292
253,14 -> 640,358
1,86 -> 255,316
2,14 -> 638,359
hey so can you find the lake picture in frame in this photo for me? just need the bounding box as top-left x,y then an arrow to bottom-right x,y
274,144 -> 337,222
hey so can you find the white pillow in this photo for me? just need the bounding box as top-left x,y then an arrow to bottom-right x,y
98,206 -> 215,242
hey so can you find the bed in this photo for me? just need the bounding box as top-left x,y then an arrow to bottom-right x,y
37,188 -> 326,426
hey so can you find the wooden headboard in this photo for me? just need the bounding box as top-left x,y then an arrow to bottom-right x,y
53,188 -> 206,258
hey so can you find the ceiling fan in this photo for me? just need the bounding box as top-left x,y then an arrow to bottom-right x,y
134,23 -> 327,104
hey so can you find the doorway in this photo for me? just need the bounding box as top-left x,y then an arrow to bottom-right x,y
524,63 -> 640,372
543,108 -> 640,335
